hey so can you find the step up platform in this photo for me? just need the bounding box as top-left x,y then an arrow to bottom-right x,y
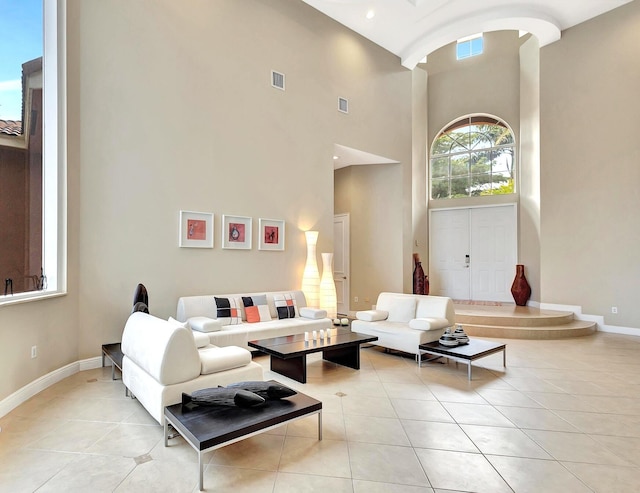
453,303 -> 596,339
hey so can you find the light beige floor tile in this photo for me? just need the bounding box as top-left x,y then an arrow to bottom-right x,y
383,382 -> 437,401
348,442 -> 430,487
524,429 -> 633,465
442,402 -> 515,427
427,384 -> 488,405
198,465 -> 277,493
209,433 -> 285,470
114,458 -> 199,493
279,436 -> 351,477
149,434 -> 199,464
74,396 -> 142,422
39,453 -> 135,493
286,410 -> 344,440
353,479 -> 434,492
575,395 -> 640,415
391,398 -> 454,422
274,472 -> 354,492
461,424 -> 552,458
591,434 -> 640,466
28,419 -> 116,453
402,420 -> 478,453
85,422 -> 163,458
475,388 -> 543,408
336,379 -> 389,398
415,449 -> 512,492
0,449 -> 76,493
563,461 -> 640,492
493,405 -> 579,432
500,377 -> 565,393
345,415 -> 410,446
341,394 -> 397,417
523,391 -> 599,412
554,409 -> 640,437
487,455 -> 592,493
376,369 -> 425,384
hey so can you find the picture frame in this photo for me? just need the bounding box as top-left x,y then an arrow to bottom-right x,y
179,211 -> 214,248
258,218 -> 285,251
222,215 -> 252,249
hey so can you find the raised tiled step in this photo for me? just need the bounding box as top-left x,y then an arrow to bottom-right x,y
453,303 -> 597,339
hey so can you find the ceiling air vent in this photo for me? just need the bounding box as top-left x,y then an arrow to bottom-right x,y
271,70 -> 285,90
338,97 -> 349,114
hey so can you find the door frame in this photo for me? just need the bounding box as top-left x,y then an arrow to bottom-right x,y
333,213 -> 350,315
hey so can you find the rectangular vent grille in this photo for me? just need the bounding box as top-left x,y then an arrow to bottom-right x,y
271,70 -> 285,90
338,97 -> 349,113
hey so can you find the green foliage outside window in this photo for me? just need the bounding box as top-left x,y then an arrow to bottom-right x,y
430,116 -> 515,199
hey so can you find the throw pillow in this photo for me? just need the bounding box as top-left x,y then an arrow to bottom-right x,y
273,293 -> 298,319
214,297 -> 241,325
242,295 -> 272,323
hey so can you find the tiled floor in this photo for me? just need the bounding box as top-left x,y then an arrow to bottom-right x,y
1,332 -> 640,492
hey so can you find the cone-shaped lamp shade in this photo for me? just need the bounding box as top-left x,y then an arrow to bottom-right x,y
301,231 -> 320,308
319,252 -> 337,319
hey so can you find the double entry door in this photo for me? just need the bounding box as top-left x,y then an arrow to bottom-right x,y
429,205 -> 516,302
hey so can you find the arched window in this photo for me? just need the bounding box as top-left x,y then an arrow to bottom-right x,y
430,115 -> 515,199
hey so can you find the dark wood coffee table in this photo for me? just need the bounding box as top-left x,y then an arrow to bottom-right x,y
419,339 -> 506,380
164,381 -> 321,491
248,328 -> 377,383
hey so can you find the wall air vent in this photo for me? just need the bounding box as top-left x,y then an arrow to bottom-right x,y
338,97 -> 349,114
271,70 -> 285,90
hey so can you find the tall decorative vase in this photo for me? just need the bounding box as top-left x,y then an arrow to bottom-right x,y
301,231 -> 320,308
319,253 -> 338,319
413,253 -> 426,295
511,264 -> 531,306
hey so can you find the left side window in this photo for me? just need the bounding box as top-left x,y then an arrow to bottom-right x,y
0,0 -> 63,302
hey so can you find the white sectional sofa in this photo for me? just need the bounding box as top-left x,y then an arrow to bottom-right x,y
121,312 -> 263,424
351,292 -> 455,364
176,290 -> 332,350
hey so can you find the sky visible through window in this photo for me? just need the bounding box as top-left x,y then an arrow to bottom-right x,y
0,0 -> 42,121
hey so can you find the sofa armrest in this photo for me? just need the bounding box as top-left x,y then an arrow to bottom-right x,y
299,307 -> 327,319
199,346 -> 252,375
356,310 -> 389,322
188,316 -> 222,333
409,317 -> 451,331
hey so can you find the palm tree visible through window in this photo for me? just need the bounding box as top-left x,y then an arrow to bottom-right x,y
430,115 -> 515,199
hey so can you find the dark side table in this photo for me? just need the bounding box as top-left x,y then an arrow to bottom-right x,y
101,342 -> 123,380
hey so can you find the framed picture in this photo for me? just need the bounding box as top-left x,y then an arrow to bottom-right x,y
222,215 -> 252,249
179,211 -> 213,248
258,218 -> 285,251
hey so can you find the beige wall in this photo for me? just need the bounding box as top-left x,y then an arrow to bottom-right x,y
0,0 -> 413,403
540,0 -> 640,327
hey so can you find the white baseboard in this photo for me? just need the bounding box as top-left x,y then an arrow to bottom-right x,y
0,356 -> 102,419
539,302 -> 640,337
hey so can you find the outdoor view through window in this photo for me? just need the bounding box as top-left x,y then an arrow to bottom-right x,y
0,0 -> 45,296
430,115 -> 515,199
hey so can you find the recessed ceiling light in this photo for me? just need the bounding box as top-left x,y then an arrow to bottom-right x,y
366,9 -> 375,20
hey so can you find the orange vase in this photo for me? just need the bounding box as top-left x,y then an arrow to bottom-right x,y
511,264 -> 531,306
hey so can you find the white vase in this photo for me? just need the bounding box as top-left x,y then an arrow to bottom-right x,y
319,252 -> 338,319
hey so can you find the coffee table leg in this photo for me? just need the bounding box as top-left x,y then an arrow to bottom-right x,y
271,354 -> 307,383
323,344 -> 360,369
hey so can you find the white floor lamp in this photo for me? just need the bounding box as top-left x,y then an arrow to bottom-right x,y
301,231 -> 320,308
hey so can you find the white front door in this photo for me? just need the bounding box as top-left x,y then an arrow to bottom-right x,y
333,214 -> 350,315
429,209 -> 471,300
429,205 -> 516,301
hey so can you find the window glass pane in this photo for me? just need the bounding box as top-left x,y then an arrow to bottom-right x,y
431,178 -> 449,199
456,41 -> 470,60
470,36 -> 484,56
430,115 -> 515,201
450,177 -> 470,197
431,157 -> 449,178
450,154 -> 469,176
0,0 -> 45,296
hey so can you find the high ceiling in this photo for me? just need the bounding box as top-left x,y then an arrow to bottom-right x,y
301,0 -> 633,69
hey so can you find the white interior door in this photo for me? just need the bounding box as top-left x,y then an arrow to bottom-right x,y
429,209 -> 471,300
333,214 -> 350,315
470,206 -> 517,302
429,205 -> 516,301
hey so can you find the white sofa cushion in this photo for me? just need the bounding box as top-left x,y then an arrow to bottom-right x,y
122,312 -> 201,386
408,317 -> 451,331
383,297 -> 417,323
356,309 -> 389,322
199,346 -> 252,374
299,307 -> 328,319
192,331 -> 211,348
188,316 -> 222,333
